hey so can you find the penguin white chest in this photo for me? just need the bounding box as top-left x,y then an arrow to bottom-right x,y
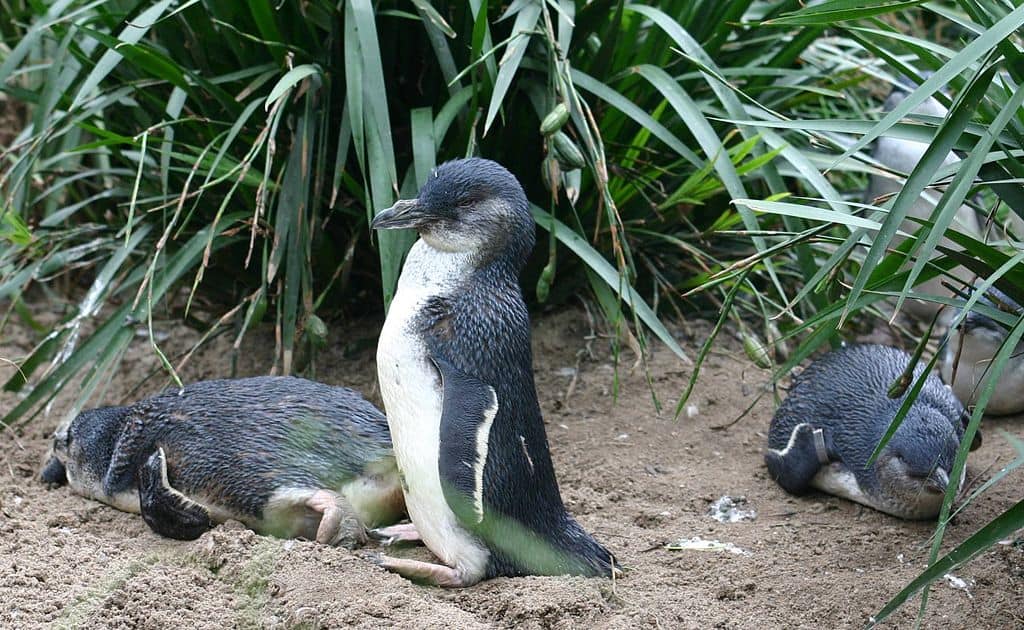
376,242 -> 490,580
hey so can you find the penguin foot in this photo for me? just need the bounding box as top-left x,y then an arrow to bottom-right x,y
372,554 -> 470,588
306,490 -> 347,545
367,522 -> 421,546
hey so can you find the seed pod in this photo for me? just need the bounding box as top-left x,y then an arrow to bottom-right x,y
742,331 -> 771,369
540,103 -> 570,136
242,293 -> 268,334
305,314 -> 329,349
766,320 -> 788,361
536,262 -> 555,303
540,155 -> 561,194
551,131 -> 585,169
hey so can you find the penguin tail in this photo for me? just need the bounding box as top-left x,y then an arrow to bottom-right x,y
484,511 -> 617,579
554,515 -> 618,578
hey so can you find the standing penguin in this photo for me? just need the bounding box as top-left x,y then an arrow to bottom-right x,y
941,287 -> 1024,415
369,158 -> 615,587
865,80 -> 981,323
40,377 -> 405,546
766,344 -> 980,519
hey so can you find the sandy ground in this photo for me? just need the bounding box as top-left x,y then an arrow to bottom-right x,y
0,305 -> 1021,629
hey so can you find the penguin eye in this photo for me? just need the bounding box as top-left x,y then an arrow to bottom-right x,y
456,191 -> 487,210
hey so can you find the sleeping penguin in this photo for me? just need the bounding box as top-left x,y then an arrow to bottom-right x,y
766,344 -> 980,519
40,376 -> 405,546
941,287 -> 1024,415
369,157 -> 616,587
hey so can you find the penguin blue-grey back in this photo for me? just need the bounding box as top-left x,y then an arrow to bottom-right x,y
372,157 -> 615,586
941,287 -> 1024,415
766,344 -> 976,519
42,376 -> 404,545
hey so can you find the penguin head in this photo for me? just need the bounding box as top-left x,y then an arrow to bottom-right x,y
960,286 -> 1021,347
371,158 -> 534,262
44,406 -> 129,495
873,404 -> 971,517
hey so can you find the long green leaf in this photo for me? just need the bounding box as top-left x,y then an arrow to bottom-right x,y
70,0 -> 175,110
765,0 -> 928,26
483,0 -> 542,134
531,204 -> 690,364
843,64 -> 995,325
871,499 -> 1024,626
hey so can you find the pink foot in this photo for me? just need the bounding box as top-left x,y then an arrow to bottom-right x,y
367,553 -> 471,587
306,490 -> 347,545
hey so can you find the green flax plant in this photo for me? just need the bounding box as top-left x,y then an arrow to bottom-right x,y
0,0 -> 854,425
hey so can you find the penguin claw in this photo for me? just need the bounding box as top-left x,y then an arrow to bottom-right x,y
366,522 -> 422,546
359,550 -> 385,566
364,529 -> 396,545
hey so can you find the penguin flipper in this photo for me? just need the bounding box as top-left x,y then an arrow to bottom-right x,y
430,356 -> 498,527
103,408 -> 152,496
765,423 -> 831,495
136,447 -> 212,540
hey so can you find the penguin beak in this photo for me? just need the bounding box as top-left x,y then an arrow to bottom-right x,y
40,456 -> 68,487
925,468 -> 950,495
371,199 -> 429,231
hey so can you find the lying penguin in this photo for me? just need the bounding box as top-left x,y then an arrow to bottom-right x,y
941,287 -> 1024,415
369,157 -> 616,587
766,344 -> 980,519
40,376 -> 405,545
865,79 -> 981,323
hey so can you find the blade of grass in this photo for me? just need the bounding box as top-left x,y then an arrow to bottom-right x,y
70,0 -> 175,110
531,203 -> 690,364
483,0 -> 542,135
870,499 -> 1024,626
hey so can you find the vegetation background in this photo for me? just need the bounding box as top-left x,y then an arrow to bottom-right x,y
1,0 -> 1021,623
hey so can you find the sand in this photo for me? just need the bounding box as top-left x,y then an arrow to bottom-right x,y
1,306 -> 1021,629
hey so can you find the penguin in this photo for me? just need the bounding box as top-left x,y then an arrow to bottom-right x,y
40,376 -> 405,546
865,79 -> 982,324
368,157 -> 615,587
765,344 -> 981,519
941,287 -> 1024,415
